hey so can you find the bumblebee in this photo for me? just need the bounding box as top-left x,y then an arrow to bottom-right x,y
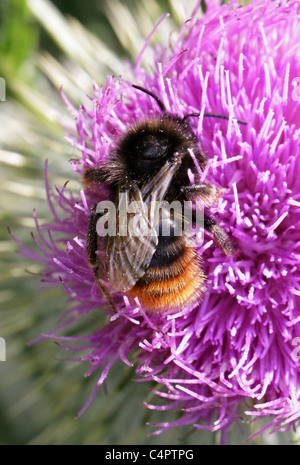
83,85 -> 240,313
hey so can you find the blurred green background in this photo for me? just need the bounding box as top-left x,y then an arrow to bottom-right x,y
0,0 -> 297,445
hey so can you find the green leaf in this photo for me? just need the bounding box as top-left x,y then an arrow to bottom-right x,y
0,0 -> 38,76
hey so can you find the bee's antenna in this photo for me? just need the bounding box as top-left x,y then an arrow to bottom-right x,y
182,112 -> 247,126
132,85 -> 247,126
132,84 -> 166,113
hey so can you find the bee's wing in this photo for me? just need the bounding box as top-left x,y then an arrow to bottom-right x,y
105,185 -> 158,292
105,159 -> 181,292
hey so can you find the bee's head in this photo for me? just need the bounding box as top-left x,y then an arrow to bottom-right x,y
116,116 -> 190,180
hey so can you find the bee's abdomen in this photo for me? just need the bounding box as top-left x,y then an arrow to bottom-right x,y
127,236 -> 205,313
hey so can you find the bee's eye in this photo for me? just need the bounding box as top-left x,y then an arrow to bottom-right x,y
140,135 -> 169,160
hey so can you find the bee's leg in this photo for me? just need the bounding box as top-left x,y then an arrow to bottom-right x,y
87,204 -> 99,266
93,267 -> 118,314
182,183 -> 237,255
87,205 -> 118,313
82,167 -> 107,193
181,183 -> 224,207
204,214 -> 238,257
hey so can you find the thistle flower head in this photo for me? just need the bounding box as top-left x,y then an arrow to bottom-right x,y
17,0 -> 300,441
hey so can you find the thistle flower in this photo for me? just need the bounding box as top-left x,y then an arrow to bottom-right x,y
11,0 -> 300,444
